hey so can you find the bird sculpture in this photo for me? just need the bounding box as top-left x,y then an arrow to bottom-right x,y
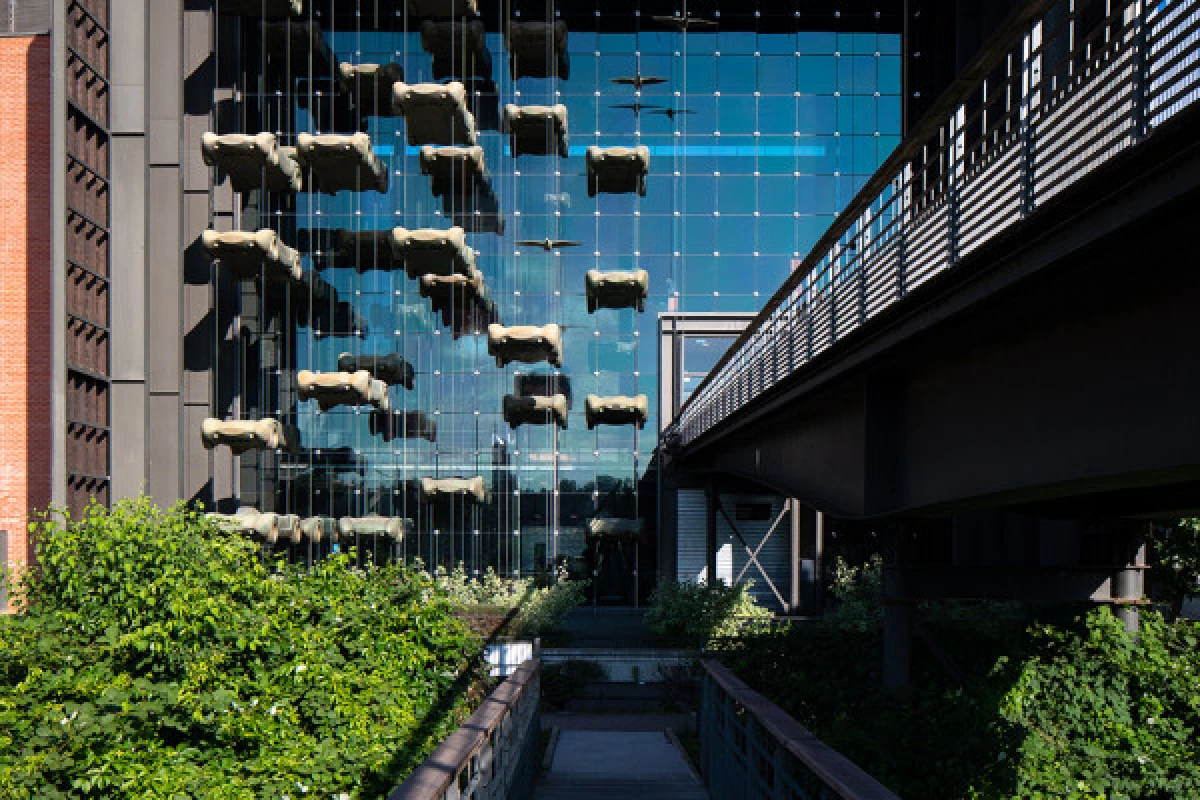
612,102 -> 664,116
652,14 -> 718,31
516,238 -> 583,252
649,107 -> 695,121
610,74 -> 669,90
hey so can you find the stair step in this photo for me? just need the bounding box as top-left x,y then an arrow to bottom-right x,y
534,777 -> 707,800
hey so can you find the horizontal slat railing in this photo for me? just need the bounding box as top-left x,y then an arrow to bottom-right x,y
675,0 -> 1199,449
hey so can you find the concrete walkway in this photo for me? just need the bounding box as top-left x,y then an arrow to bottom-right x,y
534,716 -> 708,800
543,712 -> 695,732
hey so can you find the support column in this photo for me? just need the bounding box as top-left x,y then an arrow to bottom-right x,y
814,510 -> 826,615
705,480 -> 718,587
1113,522 -> 1149,633
789,499 -> 801,613
882,526 -> 912,688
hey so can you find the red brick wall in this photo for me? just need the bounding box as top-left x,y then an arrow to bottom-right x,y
0,36 -> 53,591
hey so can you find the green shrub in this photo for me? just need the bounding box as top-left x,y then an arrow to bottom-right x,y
1151,519 -> 1200,618
428,564 -> 586,638
0,498 -> 483,799
541,660 -> 607,710
998,608 -> 1200,799
714,607 -> 1200,800
828,554 -> 883,629
714,616 -> 1023,798
644,581 -> 773,646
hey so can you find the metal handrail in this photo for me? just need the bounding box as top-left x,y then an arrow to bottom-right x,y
67,150 -> 109,185
68,0 -> 109,40
66,256 -> 110,285
676,0 -> 1196,449
700,659 -> 901,799
66,44 -> 109,88
66,97 -> 108,138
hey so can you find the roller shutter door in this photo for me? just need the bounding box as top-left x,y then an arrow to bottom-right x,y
676,489 -> 707,584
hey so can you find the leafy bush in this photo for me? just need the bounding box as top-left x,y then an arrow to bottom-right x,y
713,616 -> 1022,798
1151,519 -> 1200,618
828,554 -> 883,628
657,663 -> 701,712
0,498 -> 483,799
540,660 -> 608,710
998,608 -> 1200,799
715,607 -> 1200,800
644,581 -> 773,646
427,564 -> 586,639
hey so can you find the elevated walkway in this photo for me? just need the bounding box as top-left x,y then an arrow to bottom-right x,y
672,0 -> 1200,519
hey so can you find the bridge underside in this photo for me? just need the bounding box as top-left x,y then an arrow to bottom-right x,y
680,111 -> 1200,520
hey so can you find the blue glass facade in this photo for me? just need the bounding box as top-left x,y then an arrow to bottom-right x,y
220,4 -> 900,597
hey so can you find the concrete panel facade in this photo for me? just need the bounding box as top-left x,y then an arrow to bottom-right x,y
108,0 -> 147,500
107,0 -> 219,510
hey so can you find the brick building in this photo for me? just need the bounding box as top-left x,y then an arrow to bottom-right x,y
0,7 -> 54,608
1,0 -> 117,605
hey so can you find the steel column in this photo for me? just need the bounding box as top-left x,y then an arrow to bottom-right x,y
814,510 -> 826,615
1113,522 -> 1149,633
705,480 -> 717,586
882,526 -> 912,688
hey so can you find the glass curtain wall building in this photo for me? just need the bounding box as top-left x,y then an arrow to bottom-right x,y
206,0 -> 900,602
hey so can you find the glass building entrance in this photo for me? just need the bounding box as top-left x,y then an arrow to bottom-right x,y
207,1 -> 901,600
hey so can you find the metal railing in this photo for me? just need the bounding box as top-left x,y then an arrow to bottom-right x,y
676,0 -> 1200,448
700,659 -> 901,799
389,659 -> 540,800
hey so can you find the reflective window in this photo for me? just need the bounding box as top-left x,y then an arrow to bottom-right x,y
214,3 -> 901,585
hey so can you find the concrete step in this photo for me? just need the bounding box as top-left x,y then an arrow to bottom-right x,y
534,730 -> 707,800
534,777 -> 707,800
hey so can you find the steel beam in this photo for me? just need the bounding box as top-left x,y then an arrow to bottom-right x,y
890,565 -> 1148,605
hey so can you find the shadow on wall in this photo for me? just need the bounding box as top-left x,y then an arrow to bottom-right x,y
25,35 -> 54,567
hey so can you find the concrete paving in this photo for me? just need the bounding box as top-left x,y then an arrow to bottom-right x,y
534,719 -> 707,800
543,712 -> 696,732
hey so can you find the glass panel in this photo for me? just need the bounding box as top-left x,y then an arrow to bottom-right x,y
215,3 -> 902,581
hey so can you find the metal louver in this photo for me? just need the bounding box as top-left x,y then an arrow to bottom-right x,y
8,0 -> 52,34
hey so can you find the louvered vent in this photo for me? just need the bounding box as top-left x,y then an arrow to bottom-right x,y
9,0 -> 52,34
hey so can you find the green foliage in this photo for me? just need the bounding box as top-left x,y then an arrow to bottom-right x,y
714,615 -> 1024,798
828,555 -> 883,629
998,608 -> 1200,800
540,660 -> 608,710
715,606 -> 1200,800
427,564 -> 586,638
657,663 -> 701,712
1151,519 -> 1200,618
0,498 -> 483,799
644,581 -> 773,646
